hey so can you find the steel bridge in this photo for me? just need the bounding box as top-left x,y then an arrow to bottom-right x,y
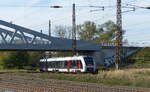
0,20 -> 101,51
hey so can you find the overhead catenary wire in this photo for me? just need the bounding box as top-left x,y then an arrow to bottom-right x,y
1,0 -> 150,45
1,3 -> 137,25
123,0 -> 138,5
11,7 -> 149,32
29,7 -> 105,29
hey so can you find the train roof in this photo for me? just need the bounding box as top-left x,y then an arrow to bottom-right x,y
40,56 -> 92,62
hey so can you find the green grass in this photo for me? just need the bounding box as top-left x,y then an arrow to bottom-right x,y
0,69 -> 27,73
14,68 -> 149,88
0,69 -> 150,88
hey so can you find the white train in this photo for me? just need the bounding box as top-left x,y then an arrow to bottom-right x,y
40,56 -> 97,73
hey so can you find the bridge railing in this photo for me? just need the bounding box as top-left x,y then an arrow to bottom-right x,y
0,39 -> 51,45
101,42 -> 140,47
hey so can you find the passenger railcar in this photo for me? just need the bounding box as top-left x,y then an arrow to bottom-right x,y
39,56 -> 97,73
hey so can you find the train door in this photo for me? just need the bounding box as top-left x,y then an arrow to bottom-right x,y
51,61 -> 57,72
67,60 -> 71,72
77,60 -> 81,71
67,60 -> 82,72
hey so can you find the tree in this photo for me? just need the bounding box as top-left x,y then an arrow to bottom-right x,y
0,52 -> 9,69
0,51 -> 43,69
53,25 -> 73,56
78,21 -> 99,41
77,20 -> 118,43
27,51 -> 43,68
95,20 -> 117,43
54,25 -> 72,39
3,51 -> 29,69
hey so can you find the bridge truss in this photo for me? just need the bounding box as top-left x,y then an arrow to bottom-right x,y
0,20 -> 101,51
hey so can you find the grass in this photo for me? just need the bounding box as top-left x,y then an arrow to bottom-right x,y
21,68 -> 150,88
0,68 -> 150,88
0,69 -> 27,73
96,69 -> 150,87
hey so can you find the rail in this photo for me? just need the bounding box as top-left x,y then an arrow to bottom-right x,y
0,76 -> 149,92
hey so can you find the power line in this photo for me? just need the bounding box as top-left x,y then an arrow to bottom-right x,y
93,7 -> 134,24
1,4 -> 136,9
123,3 -> 150,9
123,0 -> 138,5
13,6 -> 70,22
29,7 -> 99,29
0,4 -> 74,8
2,1 -> 149,41
4,3 -> 136,25
13,8 -> 43,22
26,5 -> 134,29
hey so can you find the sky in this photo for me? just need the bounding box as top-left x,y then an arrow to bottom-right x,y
0,0 -> 150,47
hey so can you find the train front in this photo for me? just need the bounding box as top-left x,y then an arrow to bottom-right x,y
83,56 -> 97,73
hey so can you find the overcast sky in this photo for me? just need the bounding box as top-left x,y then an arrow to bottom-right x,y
0,0 -> 150,46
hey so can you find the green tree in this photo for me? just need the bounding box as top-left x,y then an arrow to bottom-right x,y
0,51 -> 43,69
77,20 -> 118,43
3,51 -> 29,69
95,20 -> 117,43
27,51 -> 43,68
0,52 -> 10,69
78,21 -> 99,41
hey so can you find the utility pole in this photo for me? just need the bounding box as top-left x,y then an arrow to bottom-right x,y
50,4 -> 77,55
45,20 -> 52,72
47,20 -> 52,58
40,29 -> 48,72
40,30 -> 43,40
72,3 -> 77,55
49,20 -> 51,37
40,30 -> 43,33
115,0 -> 122,70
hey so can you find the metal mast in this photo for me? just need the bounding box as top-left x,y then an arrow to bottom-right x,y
45,20 -> 51,72
49,20 -> 51,37
115,0 -> 122,70
72,3 -> 77,55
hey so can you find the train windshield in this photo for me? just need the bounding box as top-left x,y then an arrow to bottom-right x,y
84,57 -> 94,66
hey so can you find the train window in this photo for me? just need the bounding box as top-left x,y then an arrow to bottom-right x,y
70,60 -> 78,69
49,61 -> 67,69
64,61 -> 68,68
55,61 -> 61,68
48,62 -> 53,68
62,61 -> 67,68
59,61 -> 62,68
84,57 -> 94,66
48,62 -> 55,68
59,61 -> 65,68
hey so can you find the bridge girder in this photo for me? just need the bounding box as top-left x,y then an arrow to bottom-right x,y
0,20 -> 101,51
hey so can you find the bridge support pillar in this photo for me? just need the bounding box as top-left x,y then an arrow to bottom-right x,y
92,51 -> 104,67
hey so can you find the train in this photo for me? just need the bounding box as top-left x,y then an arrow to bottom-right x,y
39,56 -> 98,73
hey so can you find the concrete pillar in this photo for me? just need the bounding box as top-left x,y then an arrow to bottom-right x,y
92,51 -> 104,67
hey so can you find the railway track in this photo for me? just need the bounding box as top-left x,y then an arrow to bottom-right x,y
0,73 -> 150,92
